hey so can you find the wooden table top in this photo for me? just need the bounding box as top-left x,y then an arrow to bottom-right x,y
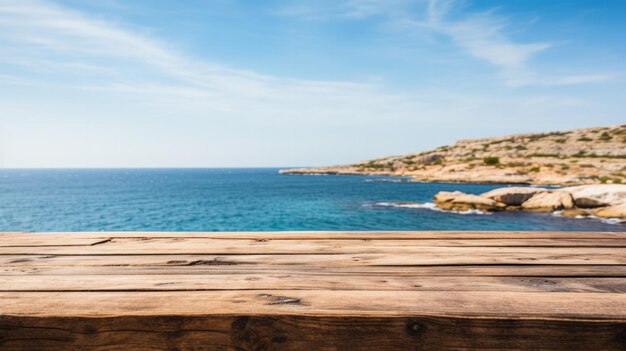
1,231 -> 626,350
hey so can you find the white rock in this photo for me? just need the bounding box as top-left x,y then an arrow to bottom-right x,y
433,191 -> 506,211
480,187 -> 546,206
432,191 -> 465,203
521,191 -> 575,212
561,184 -> 626,208
593,203 -> 626,219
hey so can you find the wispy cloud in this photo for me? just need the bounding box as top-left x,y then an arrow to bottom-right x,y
2,0 -> 613,95
426,2 -> 549,67
417,0 -> 552,86
276,0 -> 614,87
0,0 -> 622,167
0,0 -> 428,125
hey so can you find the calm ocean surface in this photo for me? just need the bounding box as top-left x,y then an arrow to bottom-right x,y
0,168 -> 621,232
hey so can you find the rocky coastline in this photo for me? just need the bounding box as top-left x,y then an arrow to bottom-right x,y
280,124 -> 626,186
431,184 -> 626,222
280,124 -> 626,223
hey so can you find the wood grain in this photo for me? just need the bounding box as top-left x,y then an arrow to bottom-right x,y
4,264 -> 626,277
2,251 -> 626,266
3,275 -> 626,293
1,231 -> 626,350
4,237 -> 624,247
1,315 -> 624,351
3,290 -> 626,318
3,230 -> 624,239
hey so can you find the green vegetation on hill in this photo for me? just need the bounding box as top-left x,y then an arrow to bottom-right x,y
281,124 -> 626,185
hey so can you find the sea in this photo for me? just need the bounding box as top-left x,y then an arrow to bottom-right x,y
0,168 -> 622,232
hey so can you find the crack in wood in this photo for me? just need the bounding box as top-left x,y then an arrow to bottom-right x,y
187,259 -> 238,266
257,294 -> 303,306
90,239 -> 112,246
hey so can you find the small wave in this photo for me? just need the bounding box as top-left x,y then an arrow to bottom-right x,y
364,178 -> 410,183
551,211 -> 623,224
373,202 -> 492,215
589,215 -> 625,225
375,202 -> 436,209
446,208 -> 492,215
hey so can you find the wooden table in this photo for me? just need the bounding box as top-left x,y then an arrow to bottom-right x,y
1,231 -> 626,350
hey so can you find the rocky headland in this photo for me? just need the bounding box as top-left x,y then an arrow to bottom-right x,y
281,124 -> 626,186
431,184 -> 626,222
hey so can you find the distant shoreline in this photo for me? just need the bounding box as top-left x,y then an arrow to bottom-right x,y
280,124 -> 626,186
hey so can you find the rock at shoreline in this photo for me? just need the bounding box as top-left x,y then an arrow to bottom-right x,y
562,184 -> 626,208
430,184 -> 624,222
434,192 -> 506,212
480,187 -> 545,206
433,191 -> 464,203
521,191 -> 575,212
594,204 -> 626,219
559,208 -> 591,217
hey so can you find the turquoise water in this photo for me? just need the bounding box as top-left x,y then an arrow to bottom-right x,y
0,168 -> 621,232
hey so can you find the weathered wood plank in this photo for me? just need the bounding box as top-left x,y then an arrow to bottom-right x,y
3,230 -> 625,240
4,264 -> 626,278
1,315 -> 625,351
2,275 -> 625,293
1,231 -> 625,350
6,237 -> 626,248
2,250 -> 625,266
2,291 -> 626,318
2,240 -> 626,260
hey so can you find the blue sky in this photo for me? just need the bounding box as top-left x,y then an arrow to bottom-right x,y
1,0 -> 625,167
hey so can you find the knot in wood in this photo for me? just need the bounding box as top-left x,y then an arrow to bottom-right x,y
406,320 -> 426,337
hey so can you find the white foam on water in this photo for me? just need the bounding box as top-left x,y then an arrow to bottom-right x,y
373,202 -> 492,215
374,202 -> 436,209
372,202 -> 624,223
551,211 -> 624,225
588,215 -> 625,225
364,178 -> 408,183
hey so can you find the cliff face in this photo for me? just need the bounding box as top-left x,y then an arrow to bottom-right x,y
280,124 -> 626,185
